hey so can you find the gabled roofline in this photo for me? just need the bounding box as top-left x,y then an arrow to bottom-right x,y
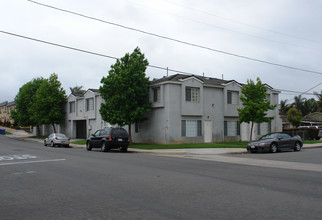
221,80 -> 243,88
178,75 -> 204,84
84,88 -> 100,97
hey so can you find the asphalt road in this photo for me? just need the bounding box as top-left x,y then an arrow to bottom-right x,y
1,135 -> 322,220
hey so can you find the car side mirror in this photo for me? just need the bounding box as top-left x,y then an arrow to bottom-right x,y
91,134 -> 95,137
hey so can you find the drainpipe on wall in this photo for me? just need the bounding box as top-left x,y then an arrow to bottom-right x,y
222,88 -> 225,142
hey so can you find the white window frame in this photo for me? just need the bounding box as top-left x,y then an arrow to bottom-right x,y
86,98 -> 94,111
69,101 -> 75,113
227,91 -> 239,105
186,87 -> 200,103
182,120 -> 202,137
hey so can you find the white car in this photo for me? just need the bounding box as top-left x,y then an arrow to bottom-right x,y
44,133 -> 70,147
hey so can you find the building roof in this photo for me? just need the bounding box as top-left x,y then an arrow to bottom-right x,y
7,101 -> 15,107
88,88 -> 99,93
302,112 -> 322,123
151,74 -> 229,87
150,74 -> 279,92
0,101 -> 8,107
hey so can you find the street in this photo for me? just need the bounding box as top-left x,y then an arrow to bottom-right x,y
1,135 -> 322,220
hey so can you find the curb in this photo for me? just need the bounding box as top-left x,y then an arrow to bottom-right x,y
3,134 -> 322,155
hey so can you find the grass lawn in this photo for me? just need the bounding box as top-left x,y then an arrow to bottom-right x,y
28,136 -> 47,139
303,140 -> 322,144
72,140 -> 87,145
131,142 -> 247,150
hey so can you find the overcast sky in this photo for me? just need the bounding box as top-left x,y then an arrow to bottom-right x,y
1,0 -> 321,104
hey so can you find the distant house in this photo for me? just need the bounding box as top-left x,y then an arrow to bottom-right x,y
0,101 -> 15,125
0,101 -> 8,123
301,112 -> 322,127
131,74 -> 282,144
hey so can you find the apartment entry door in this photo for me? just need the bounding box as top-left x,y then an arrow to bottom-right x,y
76,120 -> 86,139
204,120 -> 212,143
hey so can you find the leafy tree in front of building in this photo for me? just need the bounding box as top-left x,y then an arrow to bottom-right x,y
11,77 -> 46,130
99,47 -> 152,139
30,73 -> 67,133
238,77 -> 277,141
12,74 -> 66,133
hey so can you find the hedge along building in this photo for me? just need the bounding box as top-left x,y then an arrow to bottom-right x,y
131,74 -> 282,144
62,74 -> 282,143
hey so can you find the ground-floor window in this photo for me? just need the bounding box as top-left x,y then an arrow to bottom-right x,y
224,121 -> 240,136
182,120 -> 202,137
135,122 -> 141,133
258,122 -> 271,135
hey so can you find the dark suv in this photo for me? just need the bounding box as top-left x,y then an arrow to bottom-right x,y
86,127 -> 130,152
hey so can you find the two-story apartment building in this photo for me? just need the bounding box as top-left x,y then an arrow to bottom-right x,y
62,89 -> 110,139
131,74 -> 282,144
62,74 -> 282,143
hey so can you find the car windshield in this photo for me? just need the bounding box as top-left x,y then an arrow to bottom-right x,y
56,133 -> 67,138
260,133 -> 279,140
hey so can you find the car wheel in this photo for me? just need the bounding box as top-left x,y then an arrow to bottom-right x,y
101,141 -> 109,152
86,141 -> 92,151
50,141 -> 55,148
294,142 -> 302,151
44,140 -> 47,146
270,143 -> 277,153
120,145 -> 128,152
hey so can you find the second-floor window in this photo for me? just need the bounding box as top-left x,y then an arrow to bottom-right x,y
153,87 -> 160,102
186,87 -> 199,103
69,101 -> 75,113
266,94 -> 271,103
227,91 -> 239,105
86,98 -> 94,111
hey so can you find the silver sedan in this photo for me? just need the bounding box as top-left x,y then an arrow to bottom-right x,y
44,133 -> 70,147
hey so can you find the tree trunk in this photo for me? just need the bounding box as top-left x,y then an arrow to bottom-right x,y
250,122 -> 254,141
52,124 -> 56,133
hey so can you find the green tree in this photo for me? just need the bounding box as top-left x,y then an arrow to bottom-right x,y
238,78 -> 276,141
302,98 -> 317,115
70,86 -> 86,95
314,90 -> 322,112
30,73 -> 67,132
11,77 -> 45,129
279,99 -> 290,116
293,95 -> 306,114
99,47 -> 152,139
287,107 -> 302,128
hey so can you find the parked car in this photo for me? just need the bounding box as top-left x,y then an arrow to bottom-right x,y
247,132 -> 303,153
86,127 -> 130,152
44,133 -> 70,147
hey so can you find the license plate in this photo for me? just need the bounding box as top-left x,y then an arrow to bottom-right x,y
118,139 -> 123,142
251,146 -> 255,149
